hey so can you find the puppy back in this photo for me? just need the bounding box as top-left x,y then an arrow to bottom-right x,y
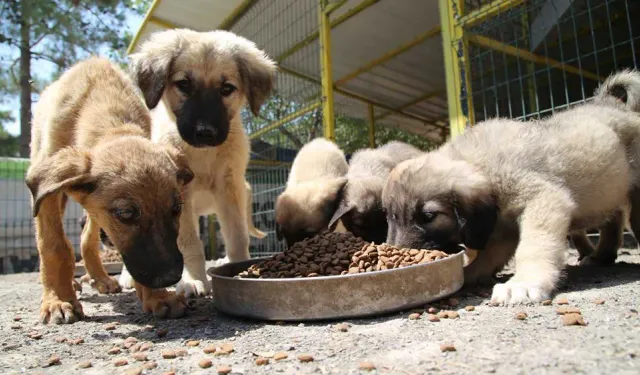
287,138 -> 348,186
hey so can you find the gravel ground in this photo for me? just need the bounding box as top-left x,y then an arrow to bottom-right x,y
1,248 -> 639,375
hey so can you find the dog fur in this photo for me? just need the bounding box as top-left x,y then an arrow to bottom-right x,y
128,29 -> 276,297
382,102 -> 640,305
25,57 -> 194,323
328,141 -> 423,243
275,138 -> 349,247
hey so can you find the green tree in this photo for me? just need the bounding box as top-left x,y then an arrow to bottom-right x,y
0,0 -> 150,157
0,110 -> 19,157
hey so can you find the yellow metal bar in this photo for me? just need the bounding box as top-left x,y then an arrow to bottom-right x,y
149,16 -> 178,29
521,8 -> 537,115
439,0 -> 472,138
319,0 -> 336,141
249,101 -> 322,140
325,0 -> 349,15
367,104 -> 375,148
459,0 -> 527,28
217,0 -> 258,30
467,34 -> 603,81
335,25 -> 442,85
126,0 -> 162,54
276,0 -> 380,62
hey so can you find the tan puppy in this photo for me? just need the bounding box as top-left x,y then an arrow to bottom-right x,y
329,141 -> 423,244
129,29 -> 276,297
383,103 -> 639,304
26,57 -> 193,323
275,138 -> 349,247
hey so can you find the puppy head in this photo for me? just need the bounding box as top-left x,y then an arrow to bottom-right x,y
129,29 -> 277,148
328,178 -> 387,244
594,69 -> 640,112
382,153 -> 497,253
26,139 -> 194,289
275,177 -> 347,247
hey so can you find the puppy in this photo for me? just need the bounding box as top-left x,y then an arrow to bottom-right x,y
383,103 -> 638,304
129,29 -> 276,297
329,141 -> 423,243
275,138 -> 348,247
26,57 -> 193,323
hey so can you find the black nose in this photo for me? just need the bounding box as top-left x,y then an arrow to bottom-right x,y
194,123 -> 217,143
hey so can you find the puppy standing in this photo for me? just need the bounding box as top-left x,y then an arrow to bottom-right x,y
129,29 -> 276,296
329,141 -> 423,243
275,138 -> 349,247
26,57 -> 193,323
383,103 -> 638,304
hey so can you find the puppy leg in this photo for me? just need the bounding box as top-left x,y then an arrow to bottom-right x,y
80,215 -> 121,294
36,193 -> 84,324
464,221 -> 518,286
246,183 -> 266,239
580,210 -> 623,266
118,265 -> 135,289
492,188 -> 574,305
570,230 -> 595,261
215,174 -> 251,262
176,198 -> 210,297
134,281 -> 187,319
628,189 -> 640,247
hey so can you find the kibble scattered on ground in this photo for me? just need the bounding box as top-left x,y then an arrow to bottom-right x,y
440,343 -> 457,352
298,354 -> 314,362
359,361 -> 376,371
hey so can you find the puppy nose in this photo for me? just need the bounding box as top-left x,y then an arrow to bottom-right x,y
195,123 -> 217,140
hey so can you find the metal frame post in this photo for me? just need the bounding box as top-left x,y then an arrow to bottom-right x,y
319,0 -> 336,141
367,103 -> 375,148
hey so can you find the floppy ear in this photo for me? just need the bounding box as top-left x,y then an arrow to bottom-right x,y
234,41 -> 277,116
328,200 -> 354,232
275,222 -> 283,241
25,148 -> 96,217
128,30 -> 184,109
163,145 -> 194,186
453,192 -> 498,250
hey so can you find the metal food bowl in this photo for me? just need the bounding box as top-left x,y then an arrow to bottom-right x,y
207,250 -> 464,322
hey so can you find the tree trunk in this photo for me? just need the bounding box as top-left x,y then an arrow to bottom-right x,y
19,0 -> 31,158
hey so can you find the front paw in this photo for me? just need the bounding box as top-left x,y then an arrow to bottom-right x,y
141,290 -> 187,319
176,276 -> 211,298
118,267 -> 135,290
40,295 -> 84,324
88,276 -> 121,294
579,254 -> 616,267
491,280 -> 551,305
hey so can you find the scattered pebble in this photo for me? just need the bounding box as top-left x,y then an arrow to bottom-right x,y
108,347 -> 121,355
104,323 -> 117,331
186,340 -> 200,347
255,357 -> 270,366
162,350 -> 177,359
45,355 -> 61,367
203,345 -> 217,354
464,306 -> 475,312
516,312 -> 528,320
274,352 -> 288,361
132,353 -> 148,362
77,361 -> 91,369
594,299 -> 606,305
143,361 -> 158,370
113,358 -> 128,367
335,323 -> 350,332
562,313 -> 587,326
556,298 -> 569,305
217,365 -> 232,374
440,343 -> 457,352
427,314 -> 440,322
198,358 -> 213,368
541,299 -> 552,306
69,338 -> 84,345
298,354 -> 314,362
408,313 -> 421,320
359,361 -> 376,371
156,328 -> 168,337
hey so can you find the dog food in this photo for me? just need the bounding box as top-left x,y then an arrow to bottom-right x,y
516,312 -> 528,320
255,357 -> 270,366
439,343 -> 456,352
217,365 -> 232,374
359,361 -> 376,371
113,358 -> 128,367
274,352 -> 288,361
562,313 -> 586,326
297,354 -> 314,362
198,358 -> 213,368
77,361 -> 92,369
237,232 -> 449,279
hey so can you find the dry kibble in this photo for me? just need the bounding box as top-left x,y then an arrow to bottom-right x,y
298,354 -> 314,362
156,328 -> 168,337
217,365 -> 232,374
274,352 -> 288,361
594,299 -> 606,305
47,355 -> 61,367
198,358 -> 213,368
562,313 -> 586,326
113,358 -> 128,367
219,343 -> 234,354
143,361 -> 158,370
104,323 -> 117,331
163,371 -> 176,375
516,312 -> 528,320
139,342 -> 153,352
186,340 -> 200,347
440,343 -> 457,352
175,349 -> 188,357
408,313 -> 421,320
132,353 -> 148,362
335,323 -> 350,332
203,344 -> 217,354
27,331 -> 43,339
445,311 -> 459,319
541,299 -> 553,306
556,306 -> 581,315
69,338 -> 84,345
54,337 -> 67,343
427,307 -> 439,314
162,350 -> 177,359
77,361 -> 92,369
427,314 -> 440,322
255,357 -> 270,365
108,347 -> 121,355
436,311 -> 448,319
556,297 -> 569,305
125,368 -> 143,375
359,361 -> 376,371
464,306 -> 475,312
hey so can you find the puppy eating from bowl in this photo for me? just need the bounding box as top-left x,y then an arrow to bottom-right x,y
382,102 -> 636,304
128,29 -> 276,297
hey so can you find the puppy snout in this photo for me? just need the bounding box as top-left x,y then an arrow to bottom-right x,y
194,122 -> 218,143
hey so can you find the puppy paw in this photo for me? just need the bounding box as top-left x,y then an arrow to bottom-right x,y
491,281 -> 551,305
40,296 -> 84,324
72,279 -> 82,293
118,268 -> 135,290
89,276 -> 122,294
579,255 -> 616,267
211,256 -> 231,267
141,290 -> 187,319
176,277 -> 211,298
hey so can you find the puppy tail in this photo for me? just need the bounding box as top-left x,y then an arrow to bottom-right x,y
594,68 -> 640,112
245,181 -> 267,239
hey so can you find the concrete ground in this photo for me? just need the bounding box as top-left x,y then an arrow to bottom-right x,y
1,249 -> 639,375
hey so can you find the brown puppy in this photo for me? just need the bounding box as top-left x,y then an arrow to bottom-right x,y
383,103 -> 637,304
26,57 -> 193,324
129,29 -> 275,297
275,138 -> 348,247
329,141 -> 423,243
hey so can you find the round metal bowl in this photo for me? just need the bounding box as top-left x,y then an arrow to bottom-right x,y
207,250 -> 464,322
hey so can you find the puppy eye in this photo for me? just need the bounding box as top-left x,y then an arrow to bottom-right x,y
220,83 -> 236,97
417,211 -> 437,225
172,197 -> 183,216
175,79 -> 193,96
112,207 -> 141,223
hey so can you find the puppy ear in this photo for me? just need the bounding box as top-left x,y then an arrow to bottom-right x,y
234,39 -> 277,116
163,145 -> 194,186
129,29 -> 184,109
594,69 -> 640,111
275,222 -> 283,241
25,148 -> 95,217
328,201 -> 354,232
453,192 -> 498,250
